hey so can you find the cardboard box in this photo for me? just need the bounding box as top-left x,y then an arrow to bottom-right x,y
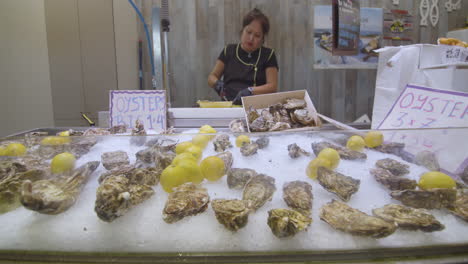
241,90 -> 322,132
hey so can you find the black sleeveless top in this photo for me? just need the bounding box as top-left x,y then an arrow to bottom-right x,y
218,44 -> 279,100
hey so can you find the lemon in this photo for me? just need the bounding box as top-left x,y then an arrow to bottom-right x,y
0,146 -> 7,156
41,136 -> 70,145
5,143 -> 27,156
306,158 -> 332,179
199,125 -> 216,134
172,152 -> 197,166
346,135 -> 365,151
185,145 -> 203,162
235,135 -> 251,147
364,131 -> 383,148
200,156 -> 226,181
175,141 -> 194,155
418,171 -> 456,190
51,152 -> 76,174
160,165 -> 188,193
192,134 -> 211,149
177,159 -> 204,184
317,148 -> 340,169
58,130 -> 70,137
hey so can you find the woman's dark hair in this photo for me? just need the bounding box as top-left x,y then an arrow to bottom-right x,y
242,8 -> 270,36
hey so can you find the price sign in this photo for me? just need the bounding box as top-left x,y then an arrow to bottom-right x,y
441,45 -> 468,64
109,90 -> 166,132
378,84 -> 468,174
332,0 -> 360,56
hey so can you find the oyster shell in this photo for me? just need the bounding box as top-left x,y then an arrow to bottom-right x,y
287,143 -> 310,159
212,199 -> 251,231
320,200 -> 397,238
163,183 -> 210,223
109,124 -> 127,134
136,142 -> 176,168
374,142 -> 405,156
24,132 -> 49,147
227,168 -> 257,189
130,119 -> 147,146
250,116 -> 269,132
267,208 -> 312,238
0,169 -> 47,214
83,128 -> 110,136
38,143 -> 71,160
0,161 -> 27,181
390,188 -> 457,209
283,98 -> 306,110
370,168 -> 417,191
21,161 -> 100,214
229,119 -> 245,133
317,167 -> 360,202
215,151 -> 233,173
283,181 -> 313,215
269,122 -> 291,132
375,158 -> 409,176
246,106 -> 259,124
290,109 -> 315,126
448,189 -> 468,222
312,142 -> 367,160
95,175 -> 154,222
70,136 -> 98,158
101,151 -> 130,170
255,137 -> 269,149
213,134 -> 232,152
415,150 -> 440,171
242,174 -> 276,211
372,204 -> 444,232
98,165 -> 135,183
240,142 -> 259,156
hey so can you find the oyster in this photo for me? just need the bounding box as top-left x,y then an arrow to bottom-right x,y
390,188 -> 457,209
320,200 -> 397,238
24,132 -> 48,147
212,199 -> 251,231
83,128 -> 110,136
375,158 -> 409,176
136,142 -> 176,168
461,166 -> 468,185
163,183 -> 210,223
21,161 -> 100,214
109,124 -> 127,134
246,106 -> 259,124
0,161 -> 27,181
229,119 -> 245,133
290,109 -> 315,126
0,169 -> 47,214
101,151 -> 130,170
269,122 -> 291,132
213,134 -> 232,152
374,142 -> 405,156
283,181 -> 313,215
415,151 -> 440,171
372,204 -> 444,232
317,167 -> 360,202
370,168 -> 417,191
38,143 -> 71,159
267,208 -> 312,238
95,175 -> 154,222
283,98 -> 306,110
227,168 -> 257,189
98,164 -> 135,183
240,142 -> 259,156
255,137 -> 269,149
448,189 -> 468,222
70,136 -> 98,158
312,142 -> 367,160
287,143 -> 311,159
144,138 -> 177,151
130,119 -> 147,146
216,151 -> 233,173
242,174 -> 276,211
249,116 -> 269,132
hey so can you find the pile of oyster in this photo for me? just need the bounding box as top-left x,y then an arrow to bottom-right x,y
246,98 -> 321,132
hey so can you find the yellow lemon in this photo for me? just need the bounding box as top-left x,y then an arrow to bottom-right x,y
306,158 -> 332,179
160,165 -> 188,193
41,136 -> 70,145
58,130 -> 70,137
418,171 -> 456,190
5,143 -> 27,156
192,134 -> 211,149
0,146 -> 7,156
346,135 -> 366,151
177,159 -> 204,184
175,141 -> 194,155
199,125 -> 217,134
185,145 -> 203,162
172,152 -> 197,166
200,156 -> 226,181
364,131 -> 383,148
235,135 -> 251,147
317,148 -> 340,169
51,152 -> 76,174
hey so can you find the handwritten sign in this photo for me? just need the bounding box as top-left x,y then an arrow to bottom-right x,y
441,45 -> 468,64
109,90 -> 166,132
332,0 -> 360,56
378,84 -> 468,174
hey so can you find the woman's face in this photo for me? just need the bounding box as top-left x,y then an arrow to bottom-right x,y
240,19 -> 264,53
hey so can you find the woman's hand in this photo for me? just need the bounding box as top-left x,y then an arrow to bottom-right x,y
232,87 -> 253,105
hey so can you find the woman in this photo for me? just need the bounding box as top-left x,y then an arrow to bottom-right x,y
208,8 -> 278,105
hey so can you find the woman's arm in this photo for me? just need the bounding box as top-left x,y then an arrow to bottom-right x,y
208,60 -> 225,88
251,67 -> 278,95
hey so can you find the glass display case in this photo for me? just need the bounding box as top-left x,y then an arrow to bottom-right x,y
0,127 -> 467,263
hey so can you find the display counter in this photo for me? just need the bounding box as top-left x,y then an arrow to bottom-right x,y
0,126 -> 467,263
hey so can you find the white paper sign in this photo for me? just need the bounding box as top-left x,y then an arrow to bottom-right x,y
441,45 -> 468,64
378,84 -> 468,174
109,90 -> 166,132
